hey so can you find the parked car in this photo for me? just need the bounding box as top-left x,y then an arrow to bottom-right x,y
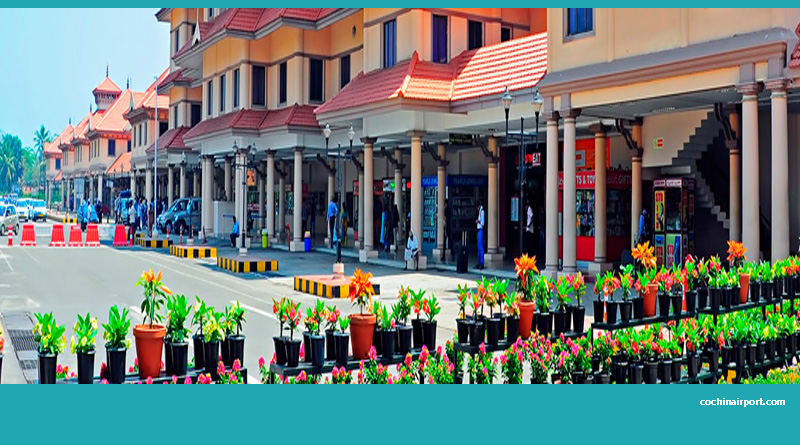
0,204 -> 20,236
30,199 -> 47,221
115,198 -> 132,224
157,197 -> 201,235
15,198 -> 30,222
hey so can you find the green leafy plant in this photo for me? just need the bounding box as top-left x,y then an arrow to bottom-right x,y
492,279 -> 510,314
33,312 -> 66,355
136,267 -> 172,328
553,275 -> 572,312
166,295 -> 192,343
619,264 -> 634,300
374,301 -> 395,331
338,316 -> 350,333
456,284 -> 469,319
393,286 -> 412,325
226,301 -> 246,337
468,343 -> 496,384
70,312 -> 98,354
504,291 -> 519,317
533,275 -> 552,313
193,297 -> 209,337
102,306 -> 131,350
202,308 -> 226,343
422,295 -> 441,322
409,288 -> 426,320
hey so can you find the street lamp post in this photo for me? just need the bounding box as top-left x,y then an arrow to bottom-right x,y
232,141 -> 256,251
337,124 -> 355,264
323,123 -> 332,250
531,88 -> 544,257
501,86 -> 515,255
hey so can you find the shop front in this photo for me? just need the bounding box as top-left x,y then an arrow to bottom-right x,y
653,177 -> 695,268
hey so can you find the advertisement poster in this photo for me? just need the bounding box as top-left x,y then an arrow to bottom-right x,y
666,233 -> 681,268
654,234 -> 665,265
654,190 -> 664,232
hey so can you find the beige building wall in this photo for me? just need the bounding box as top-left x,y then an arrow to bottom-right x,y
641,109 -> 711,168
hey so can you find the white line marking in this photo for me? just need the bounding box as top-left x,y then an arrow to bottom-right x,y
234,301 -> 277,321
18,247 -> 40,265
0,249 -> 13,271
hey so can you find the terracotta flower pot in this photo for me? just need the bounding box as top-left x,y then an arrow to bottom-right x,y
133,324 -> 166,379
739,273 -> 750,304
644,283 -> 658,317
350,313 -> 376,360
518,301 -> 536,340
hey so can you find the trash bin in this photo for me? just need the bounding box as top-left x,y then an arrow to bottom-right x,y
456,231 -> 469,274
304,231 -> 311,252
262,229 -> 268,249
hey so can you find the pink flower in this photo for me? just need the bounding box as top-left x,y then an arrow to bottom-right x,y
270,353 -> 277,364
184,376 -> 192,384
420,346 -> 429,364
368,346 -> 377,361
297,371 -> 307,382
146,376 -> 153,385
404,353 -> 412,368
448,363 -> 455,373
217,361 -> 225,376
332,366 -> 339,378
479,343 -> 486,355
134,357 -> 139,366
258,357 -> 266,368
482,367 -> 488,375
500,355 -> 507,365
171,375 -> 178,384
436,345 -> 443,357
233,359 -> 241,373
100,379 -> 108,384
57,364 -> 63,374
299,342 -> 305,359
387,375 -> 394,384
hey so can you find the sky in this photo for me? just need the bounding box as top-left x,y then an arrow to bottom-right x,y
0,8 -> 168,149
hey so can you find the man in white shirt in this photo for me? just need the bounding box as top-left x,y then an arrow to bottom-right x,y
475,201 -> 485,269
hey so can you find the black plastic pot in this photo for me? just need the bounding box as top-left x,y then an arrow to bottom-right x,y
469,318 -> 485,347
721,287 -> 732,309
658,292 -> 671,317
751,281 -> 761,302
411,318 -> 423,349
572,370 -> 586,384
606,301 -> 618,325
309,334 -> 325,367
707,348 -> 719,374
228,335 -> 245,368
493,313 -> 507,341
672,360 -> 681,382
746,343 -> 756,367
553,311 -> 568,337
106,347 -> 126,384
536,312 -> 552,337
687,353 -> 700,379
170,342 -> 188,377
38,353 -> 57,384
756,341 -> 765,364
628,362 -> 643,384
685,290 -> 696,315
709,287 -> 720,311
456,318 -> 472,344
325,330 -> 336,360
730,286 -> 740,307
777,337 -> 786,359
593,300 -> 604,323
616,361 -> 629,384
644,361 -> 658,384
788,334 -> 798,357
273,336 -> 287,366
506,316 -> 520,343
774,279 -> 782,300
397,325 -> 413,355
594,372 -> 610,384
193,334 -> 205,370
334,332 -> 349,366
670,294 -> 682,315
632,297 -> 644,320
485,317 -> 500,346
619,301 -> 633,323
734,343 -> 745,371
766,339 -> 776,361
371,325 -> 382,356
303,331 -> 313,363
572,305 -> 586,333
380,329 -> 395,360
422,320 -> 437,351
659,359 -> 672,384
164,341 -> 173,376
221,337 -> 232,367
204,340 -> 220,378
77,351 -> 95,384
285,339 -> 301,368
698,288 -> 708,309
762,282 -> 773,302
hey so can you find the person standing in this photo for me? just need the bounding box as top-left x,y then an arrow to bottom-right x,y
327,195 -> 338,248
443,201 -> 452,262
128,201 -> 136,241
404,231 -> 419,271
231,216 -> 240,247
475,201 -> 485,270
382,200 -> 392,252
525,200 -> 534,256
638,209 -> 650,245
392,204 -> 400,251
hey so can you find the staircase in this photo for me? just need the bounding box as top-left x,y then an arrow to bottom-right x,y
665,111 -> 729,230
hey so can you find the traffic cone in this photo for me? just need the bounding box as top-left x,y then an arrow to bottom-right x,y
7,227 -> 12,246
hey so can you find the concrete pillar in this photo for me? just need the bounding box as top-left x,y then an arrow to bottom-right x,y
361,139 -> 377,260
130,171 -> 136,198
291,148 -> 304,251
728,109 -> 741,242
167,165 -> 174,206
145,166 -> 153,202
97,175 -> 103,205
486,137 -> 501,263
433,144 -> 447,260
410,132 -> 425,263
193,168 -> 200,198
357,152 -> 364,249
224,157 -> 232,202
739,85 -> 760,259
258,161 -> 266,231
545,114 -> 560,274
279,160 -> 286,237
770,82 -> 789,262
631,120 -> 643,249
179,165 -> 187,199
591,124 -> 609,272
562,111 -> 579,273
235,149 -> 247,254
267,152 -> 276,239
394,148 -> 404,247
202,156 -> 214,237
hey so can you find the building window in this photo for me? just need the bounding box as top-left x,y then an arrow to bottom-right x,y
160,122 -> 168,136
173,30 -> 179,54
207,80 -> 213,115
220,74 -> 226,112
233,68 -> 240,108
501,27 -> 512,42
173,106 -> 178,128
252,65 -> 266,107
566,8 -> 593,36
127,140 -> 131,152
309,58 -> 324,103
137,125 -> 141,147
383,20 -> 396,68
279,62 -> 287,104
55,158 -> 61,169
191,104 -> 201,127
208,8 -> 214,19
108,139 -> 116,157
432,15 -> 448,63
144,121 -> 148,145
340,54 -> 351,89
468,20 -> 483,50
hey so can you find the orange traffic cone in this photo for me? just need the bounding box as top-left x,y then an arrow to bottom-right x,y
7,227 -> 13,246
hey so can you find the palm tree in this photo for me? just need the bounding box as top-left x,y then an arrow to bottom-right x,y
33,125 -> 52,198
0,133 -> 25,192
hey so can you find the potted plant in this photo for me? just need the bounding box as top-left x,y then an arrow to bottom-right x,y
323,304 -> 340,360
133,267 -> 171,379
764,315 -> 778,361
632,241 -> 658,316
409,288 -> 426,350
392,288 -> 413,355
668,266 -> 683,315
492,278 -> 510,341
655,267 -> 673,317
504,291 -> 520,342
349,269 -> 376,359
527,334 -> 552,384
374,302 -> 396,360
683,255 -> 700,314
633,271 -> 650,320
33,312 -> 66,385
592,278 -> 605,324
282,300 -> 302,367
573,337 -> 594,384
618,265 -> 634,322
192,297 -> 209,370
226,301 -> 246,367
202,307 -> 226,378
601,271 -> 621,324
303,301 -> 325,367
481,278 -> 500,346
445,337 -> 465,383
568,272 -> 586,332
727,240 -> 748,304
593,331 -> 613,383
101,306 -> 131,384
514,254 -> 539,340
467,343 -> 496,384
553,276 -> 572,337
272,297 -> 288,365
164,295 -> 191,377
71,312 -> 98,384
334,316 -> 350,366
759,261 -> 775,302
454,284 -> 473,344
421,295 -> 441,351
500,340 -> 524,384
534,274 -> 553,337
469,291 -> 485,347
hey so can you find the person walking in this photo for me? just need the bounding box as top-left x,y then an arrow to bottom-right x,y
128,201 -> 136,242
327,195 -> 338,248
230,216 -> 240,247
381,200 -> 391,252
79,199 -> 88,231
475,201 -> 485,270
638,209 -> 650,245
392,204 -> 400,251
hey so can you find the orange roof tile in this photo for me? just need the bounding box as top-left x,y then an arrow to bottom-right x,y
72,112 -> 96,142
790,22 -> 800,68
93,90 -> 136,133
158,68 -> 193,91
184,104 -> 319,140
106,151 -> 131,175
145,126 -> 191,153
316,33 -> 548,115
93,77 -> 122,94
54,171 -> 62,181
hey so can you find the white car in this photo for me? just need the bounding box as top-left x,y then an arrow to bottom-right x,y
14,198 -> 30,222
30,199 -> 47,221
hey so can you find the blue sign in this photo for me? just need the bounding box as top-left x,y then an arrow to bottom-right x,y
446,175 -> 487,188
421,176 -> 438,187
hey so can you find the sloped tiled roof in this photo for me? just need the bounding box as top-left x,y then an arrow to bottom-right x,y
72,112 -> 97,143
92,89 -> 137,133
145,126 -> 191,153
184,104 -> 319,140
790,22 -> 800,68
54,171 -> 62,181
93,77 -> 122,94
106,151 -> 131,175
157,68 -> 194,91
316,33 -> 548,115
43,139 -> 61,156
140,69 -> 170,109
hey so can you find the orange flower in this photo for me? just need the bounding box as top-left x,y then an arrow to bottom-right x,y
632,242 -> 656,270
726,240 -> 747,265
514,254 -> 539,279
349,268 -> 375,309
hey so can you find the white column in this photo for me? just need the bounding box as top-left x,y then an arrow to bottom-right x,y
770,83 -> 789,262
235,149 -> 247,254
167,165 -> 174,206
728,109 -> 741,242
267,152 -> 276,239
145,166 -> 153,202
410,132 -> 425,263
291,148 -> 304,251
258,161 -> 266,231
279,160 -> 286,237
740,85 -> 760,259
592,124 -> 608,270
224,156 -> 232,202
562,112 -> 578,273
394,148 -> 404,247
433,144 -> 447,260
545,114 -> 560,274
486,137 -> 501,263
361,139 -> 377,260
193,168 -> 200,198
201,156 -> 214,237
97,175 -> 103,205
130,170 -> 136,197
179,165 -> 187,199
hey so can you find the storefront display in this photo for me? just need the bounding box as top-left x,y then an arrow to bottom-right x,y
653,177 -> 694,268
353,180 -> 383,243
422,177 -> 437,250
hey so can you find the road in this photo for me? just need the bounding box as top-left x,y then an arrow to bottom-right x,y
0,220 -> 514,383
